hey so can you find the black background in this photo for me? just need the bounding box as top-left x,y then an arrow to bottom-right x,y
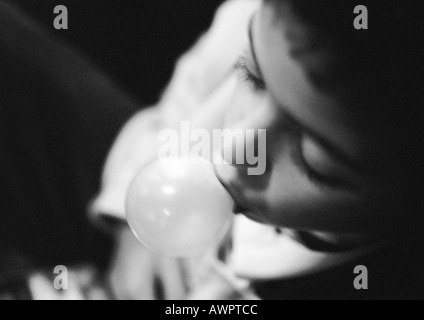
11,0 -> 225,104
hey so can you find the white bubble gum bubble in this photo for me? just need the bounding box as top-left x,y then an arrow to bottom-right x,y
126,156 -> 234,258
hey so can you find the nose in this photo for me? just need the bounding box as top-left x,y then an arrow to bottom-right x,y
213,126 -> 271,192
214,153 -> 240,186
214,91 -> 278,191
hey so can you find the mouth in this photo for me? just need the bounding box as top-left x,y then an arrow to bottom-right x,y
232,204 -> 266,223
232,203 -> 246,215
215,173 -> 266,223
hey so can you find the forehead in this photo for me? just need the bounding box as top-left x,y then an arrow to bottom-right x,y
255,3 -> 381,161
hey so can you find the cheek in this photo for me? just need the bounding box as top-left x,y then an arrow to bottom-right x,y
261,162 -> 377,233
247,137 -> 378,233
223,80 -> 268,128
259,147 -> 398,233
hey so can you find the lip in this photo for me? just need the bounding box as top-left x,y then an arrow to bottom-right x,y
215,172 -> 266,223
233,203 -> 247,215
234,206 -> 266,224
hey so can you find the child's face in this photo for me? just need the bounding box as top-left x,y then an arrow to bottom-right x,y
215,3 -> 400,239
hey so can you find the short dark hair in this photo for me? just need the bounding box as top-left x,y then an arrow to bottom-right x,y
267,0 -> 423,113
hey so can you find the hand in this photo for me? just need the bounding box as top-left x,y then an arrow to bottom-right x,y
28,268 -> 109,300
106,226 -> 189,300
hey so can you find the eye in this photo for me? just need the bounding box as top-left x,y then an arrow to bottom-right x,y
236,53 -> 266,92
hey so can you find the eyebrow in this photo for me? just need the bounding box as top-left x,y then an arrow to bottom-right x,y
247,15 -> 363,173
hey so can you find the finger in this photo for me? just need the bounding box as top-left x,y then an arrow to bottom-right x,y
61,272 -> 85,300
156,256 -> 188,300
28,274 -> 61,300
108,227 -> 156,300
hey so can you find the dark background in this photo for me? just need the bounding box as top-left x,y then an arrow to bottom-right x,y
11,0 -> 225,104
